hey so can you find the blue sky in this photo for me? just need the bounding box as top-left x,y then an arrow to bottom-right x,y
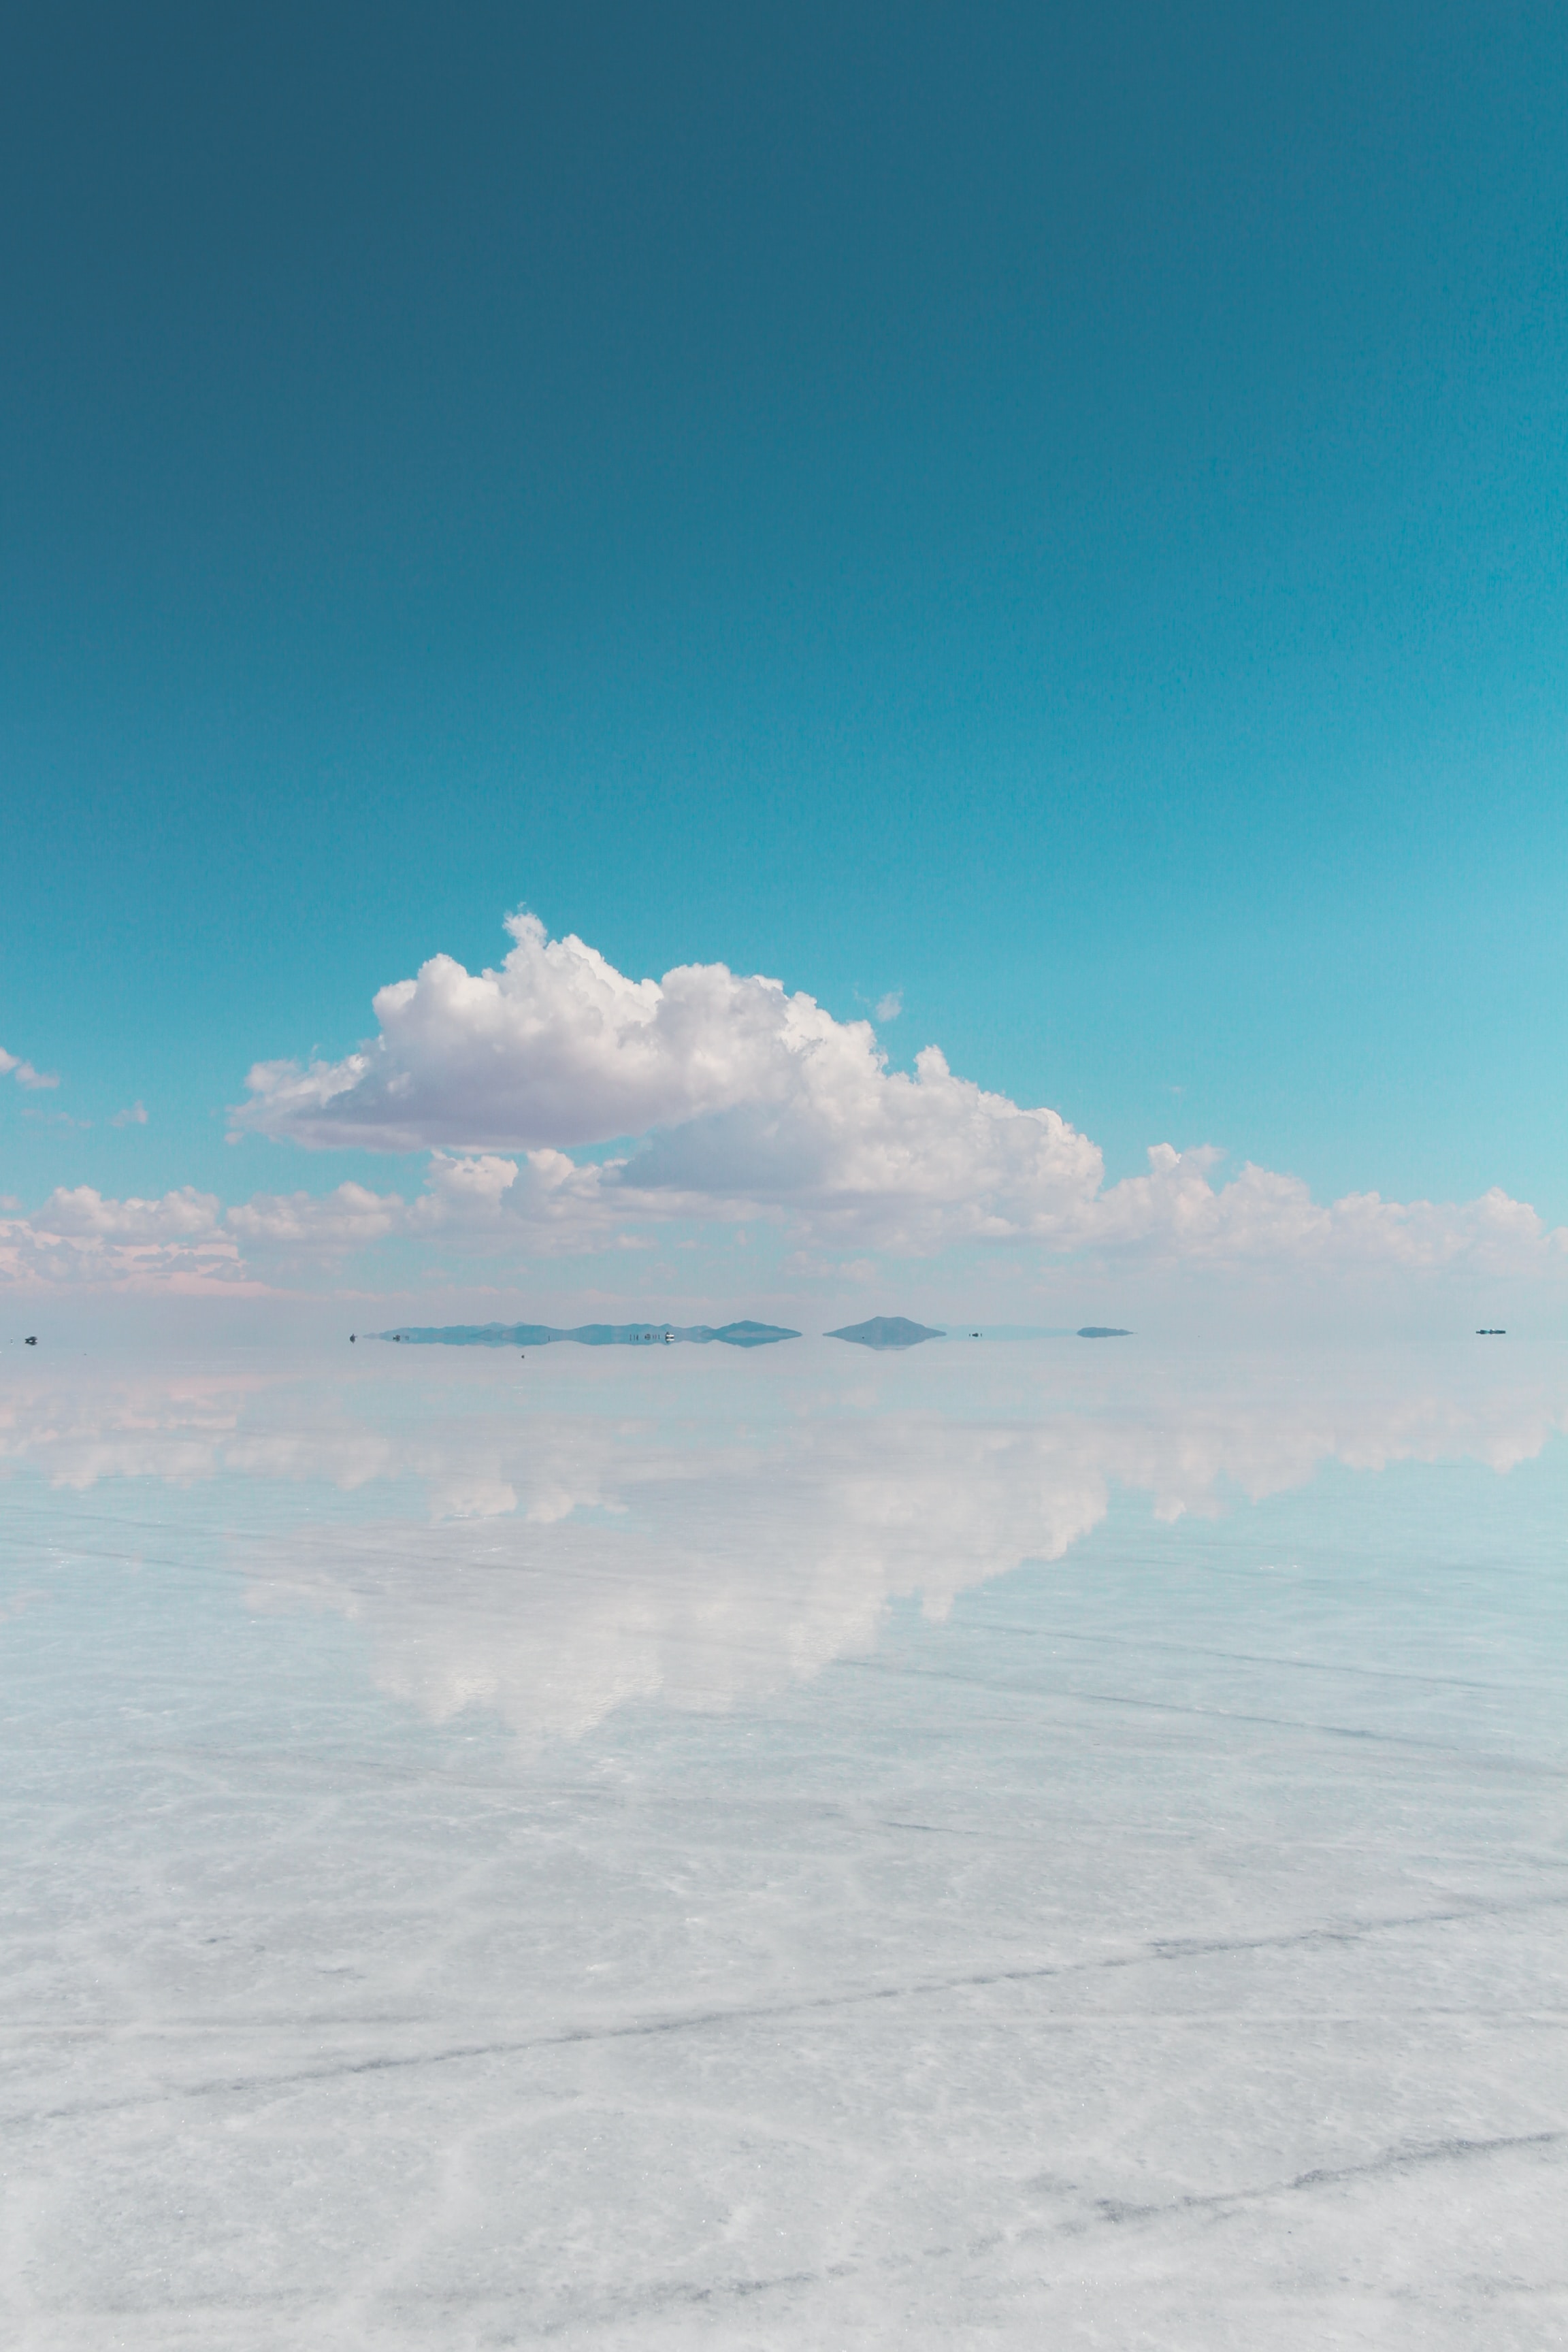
3,1 -> 1566,1306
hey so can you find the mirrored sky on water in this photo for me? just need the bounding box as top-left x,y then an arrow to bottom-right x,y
3,1336 -> 1567,1750
3,1338 -> 1567,2348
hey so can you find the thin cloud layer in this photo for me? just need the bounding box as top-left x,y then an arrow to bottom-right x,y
2,1145 -> 1564,1291
1,1045 -> 60,1091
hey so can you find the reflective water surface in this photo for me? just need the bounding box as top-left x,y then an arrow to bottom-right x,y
3,1337 -> 1566,2347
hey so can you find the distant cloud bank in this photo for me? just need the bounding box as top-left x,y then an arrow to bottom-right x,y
3,912 -> 1565,1294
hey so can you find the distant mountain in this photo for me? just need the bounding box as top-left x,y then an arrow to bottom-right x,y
826,1316 -> 945,1350
376,1320 -> 799,1348
704,1322 -> 801,1348
1077,1326 -> 1132,1338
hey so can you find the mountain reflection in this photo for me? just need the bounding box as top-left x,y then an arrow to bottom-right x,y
3,1345 -> 1564,1743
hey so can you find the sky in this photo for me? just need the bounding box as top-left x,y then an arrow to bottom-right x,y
2,1 -> 1566,1321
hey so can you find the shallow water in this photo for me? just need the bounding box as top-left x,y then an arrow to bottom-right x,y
3,1337 -> 1566,2347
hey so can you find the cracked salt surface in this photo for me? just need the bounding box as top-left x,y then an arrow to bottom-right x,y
1,1336 -> 1565,2347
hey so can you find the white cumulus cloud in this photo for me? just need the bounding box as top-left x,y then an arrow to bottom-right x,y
1088,1146 -> 1567,1277
610,1043 -> 1102,1250
233,911 -> 874,1152
230,911 -> 1105,1250
5,913 -> 1565,1294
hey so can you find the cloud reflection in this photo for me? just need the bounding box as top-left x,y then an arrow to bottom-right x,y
3,1348 -> 1564,1746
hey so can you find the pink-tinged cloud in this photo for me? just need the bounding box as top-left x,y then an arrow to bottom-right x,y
1,1188 -> 267,1294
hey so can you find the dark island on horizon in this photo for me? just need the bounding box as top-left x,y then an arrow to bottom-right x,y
826,1317 -> 946,1350
376,1320 -> 800,1349
371,1318 -> 1133,1351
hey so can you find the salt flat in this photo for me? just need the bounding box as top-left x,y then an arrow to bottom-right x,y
2,1337 -> 1565,2348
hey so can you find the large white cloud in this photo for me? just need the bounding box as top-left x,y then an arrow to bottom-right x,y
5,913 -> 1565,1290
218,909 -> 1568,1275
231,909 -> 1107,1245
232,912 -> 886,1152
